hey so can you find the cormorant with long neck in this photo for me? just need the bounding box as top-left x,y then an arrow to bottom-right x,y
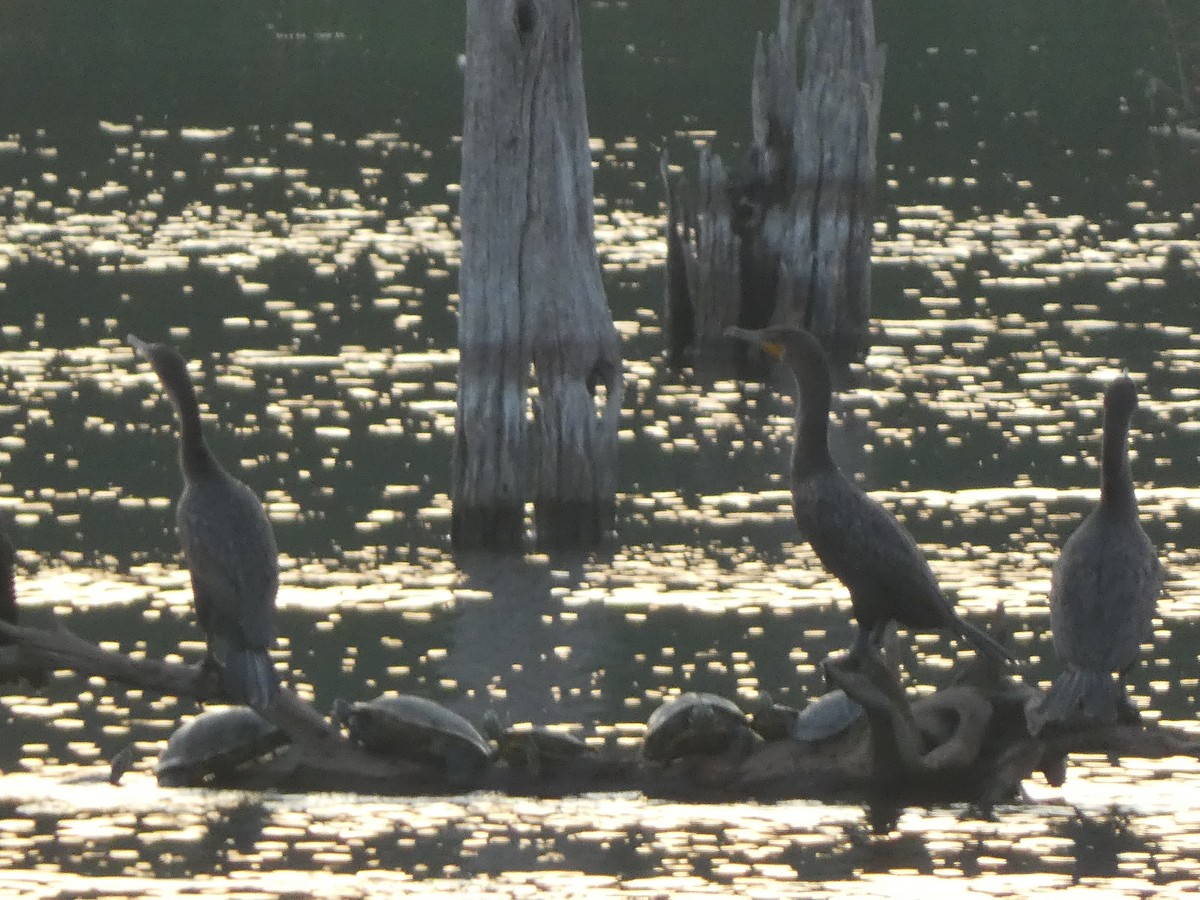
1037,375 -> 1161,730
128,334 -> 280,710
726,325 -> 1011,663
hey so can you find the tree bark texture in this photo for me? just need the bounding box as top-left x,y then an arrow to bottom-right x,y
664,0 -> 885,364
455,0 -> 622,551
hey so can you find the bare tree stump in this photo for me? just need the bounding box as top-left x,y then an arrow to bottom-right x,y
664,0 -> 885,364
454,0 -> 622,552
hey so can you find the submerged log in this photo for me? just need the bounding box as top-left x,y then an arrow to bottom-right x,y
0,618 -> 431,784
454,0 -> 622,552
3,615 -> 1199,807
664,0 -> 885,364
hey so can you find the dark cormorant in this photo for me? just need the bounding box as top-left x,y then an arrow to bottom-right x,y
129,334 -> 280,709
0,518 -> 16,628
1038,375 -> 1161,729
726,325 -> 1012,663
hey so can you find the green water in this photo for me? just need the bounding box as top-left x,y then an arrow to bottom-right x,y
2,1 -> 1200,897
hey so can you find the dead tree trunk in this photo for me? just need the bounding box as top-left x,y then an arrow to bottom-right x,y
454,0 -> 622,552
664,0 -> 885,365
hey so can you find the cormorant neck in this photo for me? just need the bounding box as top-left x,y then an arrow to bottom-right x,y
168,377 -> 220,481
785,342 -> 835,478
1099,409 -> 1136,514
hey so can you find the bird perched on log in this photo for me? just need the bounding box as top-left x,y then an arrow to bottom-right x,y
128,334 -> 280,710
726,325 -> 1011,663
1034,375 -> 1161,732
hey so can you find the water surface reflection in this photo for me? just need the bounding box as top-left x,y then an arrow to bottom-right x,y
4,773 -> 1200,897
4,2 -> 1200,897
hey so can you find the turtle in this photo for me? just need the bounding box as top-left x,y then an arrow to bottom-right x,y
481,710 -> 591,776
792,688 -> 866,744
642,691 -> 757,764
791,629 -> 903,745
750,690 -> 802,742
332,693 -> 493,784
156,706 -> 290,788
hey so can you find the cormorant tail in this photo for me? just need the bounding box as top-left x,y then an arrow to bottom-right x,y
957,617 -> 1015,663
1033,668 -> 1124,734
217,644 -> 280,710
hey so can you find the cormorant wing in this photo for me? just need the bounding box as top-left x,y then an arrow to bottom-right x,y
1050,512 -> 1161,673
177,475 -> 279,651
799,473 -> 954,629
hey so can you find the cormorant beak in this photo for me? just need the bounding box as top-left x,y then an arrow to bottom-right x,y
127,333 -> 151,361
760,341 -> 785,359
724,326 -> 785,359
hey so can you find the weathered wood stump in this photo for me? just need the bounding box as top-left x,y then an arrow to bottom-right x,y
454,0 -> 622,552
664,0 -> 886,365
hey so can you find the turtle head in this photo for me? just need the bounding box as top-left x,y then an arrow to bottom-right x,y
108,743 -> 138,786
481,709 -> 503,741
330,698 -> 353,730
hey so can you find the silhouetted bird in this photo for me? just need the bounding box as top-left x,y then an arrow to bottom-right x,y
726,325 -> 1011,663
129,334 -> 280,709
1037,375 -> 1161,731
0,518 -> 16,629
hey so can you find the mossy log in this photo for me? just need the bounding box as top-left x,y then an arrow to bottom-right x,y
3,616 -> 1198,808
664,0 -> 885,365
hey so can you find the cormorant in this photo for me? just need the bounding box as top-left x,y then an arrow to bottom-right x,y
128,334 -> 280,709
1038,375 -> 1161,730
1,518 -> 51,687
0,518 -> 16,628
726,325 -> 1011,663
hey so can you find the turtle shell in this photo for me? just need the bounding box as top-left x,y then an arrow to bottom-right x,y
642,692 -> 753,763
792,688 -> 865,743
156,706 -> 289,787
335,694 -> 493,777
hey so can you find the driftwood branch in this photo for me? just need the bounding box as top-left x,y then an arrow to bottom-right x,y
721,646 -> 1200,818
1,618 -> 220,698
1042,721 -> 1200,759
4,615 -> 1199,806
0,617 -> 444,785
